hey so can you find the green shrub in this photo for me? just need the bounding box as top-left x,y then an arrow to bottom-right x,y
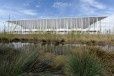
0,45 -> 39,76
65,51 -> 108,76
87,46 -> 113,73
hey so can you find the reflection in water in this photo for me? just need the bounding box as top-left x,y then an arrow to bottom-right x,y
0,42 -> 114,53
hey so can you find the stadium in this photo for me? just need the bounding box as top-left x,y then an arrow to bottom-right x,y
0,15 -> 114,34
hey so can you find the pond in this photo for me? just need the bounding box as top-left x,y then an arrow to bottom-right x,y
0,42 -> 114,53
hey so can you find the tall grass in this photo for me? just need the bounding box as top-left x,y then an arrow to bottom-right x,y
0,45 -> 39,76
0,42 -> 113,76
65,51 -> 109,76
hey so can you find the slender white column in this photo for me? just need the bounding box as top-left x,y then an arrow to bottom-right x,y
81,17 -> 83,29
66,19 -> 68,33
54,19 -> 56,33
96,17 -> 99,34
88,17 -> 90,34
76,18 -> 77,32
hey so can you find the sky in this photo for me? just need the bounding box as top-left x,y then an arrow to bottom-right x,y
0,0 -> 114,20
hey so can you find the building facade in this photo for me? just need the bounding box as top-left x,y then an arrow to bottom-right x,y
0,15 -> 114,34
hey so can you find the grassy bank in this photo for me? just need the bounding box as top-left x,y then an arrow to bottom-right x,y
0,33 -> 114,46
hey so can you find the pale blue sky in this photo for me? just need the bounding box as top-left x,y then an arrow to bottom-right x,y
0,0 -> 114,20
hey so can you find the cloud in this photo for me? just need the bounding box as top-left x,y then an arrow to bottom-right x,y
20,9 -> 38,16
0,6 -> 38,20
79,0 -> 114,16
52,2 -> 71,8
0,0 -> 114,19
23,3 -> 30,6
36,5 -> 40,8
51,0 -> 114,16
80,0 -> 106,9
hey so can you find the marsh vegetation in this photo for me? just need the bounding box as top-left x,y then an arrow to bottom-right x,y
0,33 -> 114,76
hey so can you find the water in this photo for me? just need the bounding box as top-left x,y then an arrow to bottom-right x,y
0,42 -> 114,54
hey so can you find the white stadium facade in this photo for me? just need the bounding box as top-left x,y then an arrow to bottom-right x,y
0,15 -> 114,34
